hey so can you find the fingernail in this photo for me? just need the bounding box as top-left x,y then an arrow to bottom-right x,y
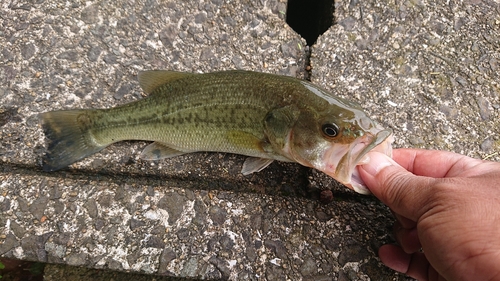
358,154 -> 370,165
360,152 -> 394,176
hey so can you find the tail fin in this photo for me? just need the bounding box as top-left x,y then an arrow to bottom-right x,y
39,110 -> 106,171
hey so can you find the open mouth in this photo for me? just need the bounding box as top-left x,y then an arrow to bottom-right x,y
335,129 -> 394,194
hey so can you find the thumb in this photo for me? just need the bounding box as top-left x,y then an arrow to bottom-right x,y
359,152 -> 432,221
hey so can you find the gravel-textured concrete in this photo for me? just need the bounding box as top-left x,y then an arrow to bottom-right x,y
1,0 -> 498,280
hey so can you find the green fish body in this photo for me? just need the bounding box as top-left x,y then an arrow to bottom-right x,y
40,70 -> 393,194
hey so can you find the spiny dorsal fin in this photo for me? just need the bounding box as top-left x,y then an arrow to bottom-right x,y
137,70 -> 194,94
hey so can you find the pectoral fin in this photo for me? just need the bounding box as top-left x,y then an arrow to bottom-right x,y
140,142 -> 187,160
241,157 -> 274,175
138,70 -> 195,94
264,106 -> 300,149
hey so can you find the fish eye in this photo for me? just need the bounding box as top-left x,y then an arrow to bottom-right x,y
322,123 -> 339,138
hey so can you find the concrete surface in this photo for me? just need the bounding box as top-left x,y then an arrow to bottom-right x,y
0,0 -> 499,280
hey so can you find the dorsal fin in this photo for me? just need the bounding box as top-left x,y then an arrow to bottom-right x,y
137,70 -> 194,94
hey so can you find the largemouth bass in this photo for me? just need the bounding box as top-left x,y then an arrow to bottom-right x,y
40,70 -> 393,194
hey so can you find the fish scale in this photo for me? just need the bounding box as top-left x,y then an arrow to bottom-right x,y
87,72 -> 292,151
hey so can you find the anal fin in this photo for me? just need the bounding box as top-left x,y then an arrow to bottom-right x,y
140,142 -> 187,160
241,157 -> 274,175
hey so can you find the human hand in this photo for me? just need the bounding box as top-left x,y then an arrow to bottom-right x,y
358,148 -> 500,281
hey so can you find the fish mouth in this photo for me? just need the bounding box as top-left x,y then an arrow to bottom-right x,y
327,129 -> 394,194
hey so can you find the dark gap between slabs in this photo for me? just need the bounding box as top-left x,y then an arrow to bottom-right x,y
285,0 -> 335,80
285,0 -> 335,46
